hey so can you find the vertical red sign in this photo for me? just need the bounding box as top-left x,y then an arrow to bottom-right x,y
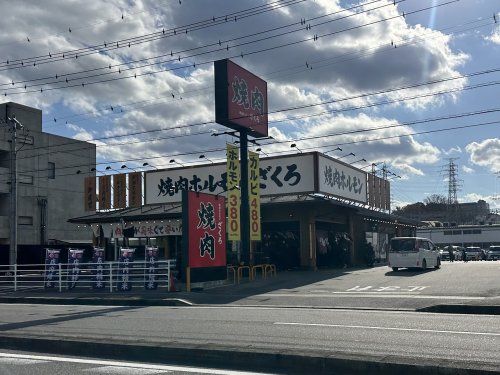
214,59 -> 268,138
184,191 -> 226,268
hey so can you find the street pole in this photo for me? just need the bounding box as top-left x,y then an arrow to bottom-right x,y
239,130 -> 250,265
6,105 -> 20,266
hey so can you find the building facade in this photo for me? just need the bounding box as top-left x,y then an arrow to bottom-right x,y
394,200 -> 492,225
417,224 -> 500,248
0,102 -> 96,263
70,152 -> 417,269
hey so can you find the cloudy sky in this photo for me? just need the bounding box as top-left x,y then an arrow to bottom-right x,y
1,0 -> 499,209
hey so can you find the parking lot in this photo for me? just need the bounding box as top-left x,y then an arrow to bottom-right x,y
181,260 -> 500,311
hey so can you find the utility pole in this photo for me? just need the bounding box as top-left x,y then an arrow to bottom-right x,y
5,105 -> 24,266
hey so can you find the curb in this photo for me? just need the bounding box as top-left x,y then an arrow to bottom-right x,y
417,304 -> 500,315
0,335 -> 497,375
0,297 -> 192,307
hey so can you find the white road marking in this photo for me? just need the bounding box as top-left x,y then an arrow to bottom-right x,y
0,357 -> 49,365
0,352 -> 271,375
274,322 -> 500,337
346,286 -> 429,292
263,293 -> 487,300
84,366 -> 168,374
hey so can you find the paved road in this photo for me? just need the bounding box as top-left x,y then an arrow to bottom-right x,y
0,350 -> 271,375
1,261 -> 499,311
185,261 -> 500,309
0,303 -> 498,372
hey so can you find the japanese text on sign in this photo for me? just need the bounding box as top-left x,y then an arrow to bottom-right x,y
147,154 -> 315,205
185,191 -> 226,268
318,155 -> 367,203
248,151 -> 261,241
92,247 -> 105,289
145,246 -> 159,290
226,143 -> 240,241
214,59 -> 268,138
44,249 -> 60,288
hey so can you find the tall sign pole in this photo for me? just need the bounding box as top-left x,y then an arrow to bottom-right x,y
214,59 -> 268,266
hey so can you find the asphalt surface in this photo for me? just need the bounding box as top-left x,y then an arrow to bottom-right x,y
0,350 -> 271,374
3,261 -> 500,311
0,262 -> 499,373
0,303 -> 498,372
187,261 -> 500,310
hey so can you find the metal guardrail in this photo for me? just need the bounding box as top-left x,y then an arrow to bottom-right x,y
0,260 -> 176,293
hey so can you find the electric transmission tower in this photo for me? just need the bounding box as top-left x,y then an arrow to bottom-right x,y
444,158 -> 461,224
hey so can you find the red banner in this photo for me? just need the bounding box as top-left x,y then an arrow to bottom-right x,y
128,172 -> 142,207
99,175 -> 111,210
113,174 -> 127,209
84,176 -> 96,211
185,191 -> 226,268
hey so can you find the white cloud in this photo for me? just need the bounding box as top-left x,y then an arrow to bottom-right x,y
0,0 -> 466,170
465,138 -> 500,173
392,164 -> 425,177
461,193 -> 499,209
461,165 -> 474,174
442,146 -> 462,156
486,23 -> 500,45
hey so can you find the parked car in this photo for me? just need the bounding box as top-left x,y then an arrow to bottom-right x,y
439,248 -> 450,261
440,245 -> 462,261
388,237 -> 440,271
487,246 -> 500,261
453,247 -> 464,261
465,246 -> 482,261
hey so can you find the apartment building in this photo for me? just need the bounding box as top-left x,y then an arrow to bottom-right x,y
0,102 -> 96,263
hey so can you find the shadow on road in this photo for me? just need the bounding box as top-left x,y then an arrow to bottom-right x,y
1,265 -> 387,306
185,268 -> 364,304
0,306 -> 143,332
384,268 -> 436,277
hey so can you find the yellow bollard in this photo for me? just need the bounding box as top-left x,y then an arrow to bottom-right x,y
186,266 -> 191,292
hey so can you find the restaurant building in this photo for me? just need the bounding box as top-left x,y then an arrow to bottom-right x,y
70,152 -> 417,269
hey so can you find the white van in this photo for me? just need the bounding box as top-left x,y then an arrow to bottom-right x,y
388,237 -> 441,271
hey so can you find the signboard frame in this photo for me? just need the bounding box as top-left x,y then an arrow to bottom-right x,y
145,152 -> 317,205
317,153 -> 368,204
214,59 -> 268,138
182,191 -> 227,283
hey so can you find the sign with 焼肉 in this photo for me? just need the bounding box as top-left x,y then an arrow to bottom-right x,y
182,191 -> 226,283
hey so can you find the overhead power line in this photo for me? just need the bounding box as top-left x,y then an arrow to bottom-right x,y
0,0 -> 178,49
13,78 -> 500,166
10,66 -> 500,162
0,0 -> 307,69
3,1 -> 455,96
39,14 -> 495,128
1,0 -> 396,89
4,108 -> 499,179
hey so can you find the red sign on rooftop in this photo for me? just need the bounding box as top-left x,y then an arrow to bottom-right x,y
214,59 -> 268,138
